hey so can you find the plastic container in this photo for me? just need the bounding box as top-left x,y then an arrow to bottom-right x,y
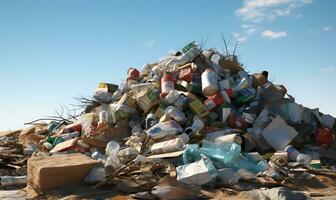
161,73 -> 175,98
90,147 -> 107,161
104,141 -> 120,169
84,166 -> 106,183
165,106 -> 187,125
221,107 -> 231,123
201,68 -> 219,97
146,120 -> 183,140
189,99 -> 210,118
316,128 -> 333,145
184,141 -> 268,173
99,110 -> 109,124
176,157 -> 217,186
127,67 -> 140,80
145,113 -> 159,130
261,115 -> 298,150
150,136 -> 186,154
173,93 -> 189,111
47,121 -> 61,133
204,93 -> 225,110
284,145 -> 311,166
235,87 -> 256,104
163,90 -> 181,105
179,67 -> 193,82
212,134 -> 243,145
117,147 -> 139,161
219,79 -> 230,90
185,116 -> 204,135
1,175 -> 27,186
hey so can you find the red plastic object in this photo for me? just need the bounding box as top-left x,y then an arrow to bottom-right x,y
161,72 -> 175,98
179,68 -> 193,82
204,93 -> 225,110
127,68 -> 140,80
226,88 -> 234,97
64,123 -> 82,133
229,115 -> 249,130
316,128 -> 333,145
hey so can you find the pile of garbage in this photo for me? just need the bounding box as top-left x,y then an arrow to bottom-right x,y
1,41 -> 335,199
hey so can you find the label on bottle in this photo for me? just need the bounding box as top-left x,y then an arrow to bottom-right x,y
162,81 -> 174,94
205,99 -> 216,110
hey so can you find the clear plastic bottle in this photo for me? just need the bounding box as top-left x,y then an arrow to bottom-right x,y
1,175 -> 27,186
165,106 -> 187,125
105,141 -> 120,169
284,145 -> 311,166
146,120 -> 183,140
183,141 -> 268,173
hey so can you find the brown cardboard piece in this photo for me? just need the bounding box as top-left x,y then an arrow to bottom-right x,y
27,153 -> 99,192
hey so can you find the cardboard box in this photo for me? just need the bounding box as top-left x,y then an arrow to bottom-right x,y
27,153 -> 99,191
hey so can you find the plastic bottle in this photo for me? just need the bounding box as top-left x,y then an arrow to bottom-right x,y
185,116 -> 204,135
204,93 -> 225,110
212,134 -> 243,145
90,147 -> 107,162
173,93 -> 189,111
163,90 -> 181,105
284,145 -> 311,166
117,147 -> 139,162
161,72 -> 175,98
84,166 -> 106,184
150,136 -> 186,154
105,141 -> 120,169
99,110 -> 109,124
219,79 -> 230,91
1,175 -> 27,186
146,120 -> 183,140
182,142 -> 263,179
145,113 -> 159,130
201,68 -> 219,97
165,106 -> 187,125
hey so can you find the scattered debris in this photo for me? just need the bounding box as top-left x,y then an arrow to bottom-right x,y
1,41 -> 335,199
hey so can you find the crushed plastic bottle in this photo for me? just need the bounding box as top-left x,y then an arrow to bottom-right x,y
146,120 -> 183,140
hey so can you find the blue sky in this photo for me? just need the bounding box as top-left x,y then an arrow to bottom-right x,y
0,0 -> 335,130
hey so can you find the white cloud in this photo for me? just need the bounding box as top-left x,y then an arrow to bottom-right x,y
236,0 -> 313,22
246,28 -> 258,35
322,26 -> 331,32
242,24 -> 254,29
145,40 -> 156,47
321,67 -> 335,72
261,30 -> 287,39
232,32 -> 248,43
